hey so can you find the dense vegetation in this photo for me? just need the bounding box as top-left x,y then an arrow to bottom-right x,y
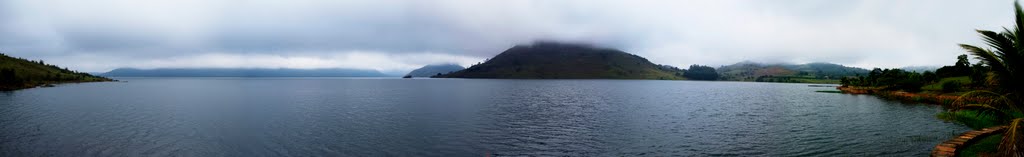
844,2 -> 1024,155
840,54 -> 987,93
682,65 -> 718,80
841,68 -> 927,92
0,53 -> 112,90
435,42 -> 686,80
949,3 -> 1024,154
934,54 -> 974,78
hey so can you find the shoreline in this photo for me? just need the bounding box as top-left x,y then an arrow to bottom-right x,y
0,79 -> 116,91
836,86 -> 963,106
838,86 -> 1005,156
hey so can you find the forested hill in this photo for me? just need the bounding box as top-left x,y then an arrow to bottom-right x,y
434,42 -> 685,80
0,53 -> 113,90
717,61 -> 868,83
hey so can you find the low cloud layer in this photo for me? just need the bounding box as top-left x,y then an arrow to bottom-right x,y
44,52 -> 482,75
0,0 -> 1016,72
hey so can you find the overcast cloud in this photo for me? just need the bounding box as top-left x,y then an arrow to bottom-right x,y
0,0 -> 1016,73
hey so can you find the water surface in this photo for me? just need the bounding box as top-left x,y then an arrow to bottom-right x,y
0,78 -> 968,156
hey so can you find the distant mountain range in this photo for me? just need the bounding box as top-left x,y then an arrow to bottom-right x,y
85,41 -> 899,83
405,64 -> 465,77
717,61 -> 869,83
435,42 -> 685,80
101,68 -> 391,77
899,66 -> 940,73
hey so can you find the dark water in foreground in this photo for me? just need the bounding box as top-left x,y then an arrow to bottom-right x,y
0,78 -> 968,156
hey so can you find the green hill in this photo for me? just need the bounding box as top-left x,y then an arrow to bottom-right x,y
434,42 -> 685,80
0,53 -> 113,90
718,61 -> 868,83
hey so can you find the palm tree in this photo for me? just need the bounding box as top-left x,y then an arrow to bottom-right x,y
956,1 -> 1024,156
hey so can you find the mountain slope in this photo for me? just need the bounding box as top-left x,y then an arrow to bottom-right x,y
782,62 -> 870,77
405,64 -> 465,77
102,68 -> 390,77
0,53 -> 113,90
718,61 -> 868,83
435,42 -> 685,79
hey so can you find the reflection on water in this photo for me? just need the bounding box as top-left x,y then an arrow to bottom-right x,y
0,78 -> 968,156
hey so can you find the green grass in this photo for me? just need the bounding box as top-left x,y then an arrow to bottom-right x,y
922,76 -> 971,91
938,110 -> 1009,157
936,110 -> 1002,130
958,134 -> 1001,157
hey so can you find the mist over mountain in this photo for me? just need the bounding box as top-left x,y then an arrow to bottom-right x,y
899,66 -> 941,73
102,68 -> 391,77
405,64 -> 465,77
436,42 -> 685,79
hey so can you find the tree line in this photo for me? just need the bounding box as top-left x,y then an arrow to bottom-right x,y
840,54 -> 989,93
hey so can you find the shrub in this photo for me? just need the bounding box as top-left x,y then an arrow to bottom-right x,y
942,81 -> 963,93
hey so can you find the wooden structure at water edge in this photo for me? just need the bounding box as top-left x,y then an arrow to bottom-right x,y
930,126 -> 1007,157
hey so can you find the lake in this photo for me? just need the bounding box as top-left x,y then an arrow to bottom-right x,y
0,78 -> 968,156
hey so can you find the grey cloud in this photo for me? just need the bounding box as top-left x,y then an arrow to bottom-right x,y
0,0 -> 1017,72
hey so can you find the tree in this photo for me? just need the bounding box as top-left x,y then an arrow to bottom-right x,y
954,1 -> 1024,155
956,54 -> 971,67
922,71 -> 938,83
683,65 -> 719,80
936,54 -> 974,77
840,68 -> 929,92
971,62 -> 991,87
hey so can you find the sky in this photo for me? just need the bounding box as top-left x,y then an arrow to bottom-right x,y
0,0 -> 1017,74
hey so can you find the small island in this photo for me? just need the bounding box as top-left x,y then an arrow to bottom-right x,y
434,42 -> 687,80
0,53 -> 113,91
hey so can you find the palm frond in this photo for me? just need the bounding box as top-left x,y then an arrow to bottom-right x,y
960,2 -> 1024,156
961,44 -> 1015,92
1003,27 -> 1018,41
1009,1 -> 1024,102
987,71 -> 1000,87
978,30 -> 1015,58
963,104 -> 1015,121
953,90 -> 1019,113
999,118 -> 1024,157
1015,1 -> 1024,49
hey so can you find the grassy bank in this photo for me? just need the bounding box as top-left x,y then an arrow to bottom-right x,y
836,86 -> 966,106
936,110 -> 1002,129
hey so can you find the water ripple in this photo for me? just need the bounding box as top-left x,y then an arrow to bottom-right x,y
0,78 -> 969,156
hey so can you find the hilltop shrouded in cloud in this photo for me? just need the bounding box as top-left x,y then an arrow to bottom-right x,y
0,0 -> 1015,72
